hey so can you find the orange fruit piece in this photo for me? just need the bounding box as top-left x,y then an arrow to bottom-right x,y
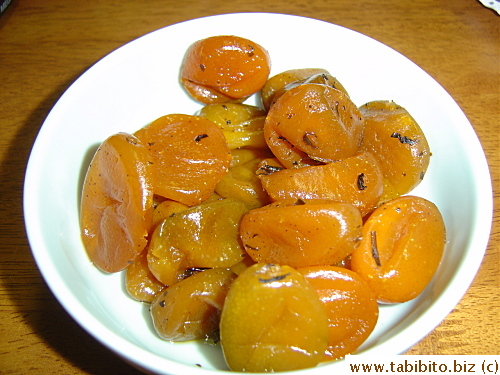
80,132 -> 154,273
360,100 -> 431,196
215,156 -> 272,209
298,266 -> 379,360
220,263 -> 328,372
151,199 -> 189,229
180,35 -> 271,104
264,70 -> 350,111
150,268 -> 237,341
198,103 -> 268,149
125,248 -> 165,303
240,199 -> 363,267
350,195 -> 446,303
260,68 -> 329,111
134,114 -> 232,206
147,198 -> 248,286
264,83 -> 364,168
258,151 -> 384,217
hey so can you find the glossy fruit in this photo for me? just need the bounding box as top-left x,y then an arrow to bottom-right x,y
219,116 -> 267,150
180,35 -> 271,104
350,195 -> 446,303
198,103 -> 268,149
134,114 -> 231,206
359,100 -> 431,196
255,157 -> 286,176
301,72 -> 349,97
264,83 -> 364,168
260,68 -> 328,111
80,132 -> 154,273
267,71 -> 350,111
229,255 -> 256,276
229,147 -> 274,167
258,151 -> 384,216
378,177 -> 401,207
215,156 -> 271,209
147,198 -> 248,286
125,248 -> 165,303
151,268 -> 237,341
298,266 -> 379,360
198,102 -> 266,127
240,199 -> 363,267
220,263 -> 328,372
152,199 -> 189,229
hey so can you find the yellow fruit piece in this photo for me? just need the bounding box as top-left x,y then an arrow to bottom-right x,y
220,263 -> 328,372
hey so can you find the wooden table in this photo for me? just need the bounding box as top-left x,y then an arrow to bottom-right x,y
0,0 -> 498,373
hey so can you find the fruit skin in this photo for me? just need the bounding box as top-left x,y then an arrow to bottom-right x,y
298,266 -> 379,360
215,156 -> 272,209
359,100 -> 431,196
240,199 -> 363,267
125,248 -> 165,303
259,151 -> 384,217
351,195 -> 446,303
220,263 -> 328,372
260,68 -> 329,111
199,103 -> 268,150
150,268 -> 237,342
264,83 -> 364,169
134,114 -> 232,206
151,199 -> 189,229
80,132 -> 154,273
147,198 -> 248,286
198,103 -> 266,128
180,35 -> 271,104
265,71 -> 351,111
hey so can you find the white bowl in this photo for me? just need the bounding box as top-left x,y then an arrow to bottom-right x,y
23,13 -> 493,374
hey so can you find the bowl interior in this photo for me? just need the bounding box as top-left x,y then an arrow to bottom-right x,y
23,13 -> 492,374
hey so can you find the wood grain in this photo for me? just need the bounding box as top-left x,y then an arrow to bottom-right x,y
0,0 -> 498,373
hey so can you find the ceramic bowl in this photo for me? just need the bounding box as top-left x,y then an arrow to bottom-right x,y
24,13 -> 493,374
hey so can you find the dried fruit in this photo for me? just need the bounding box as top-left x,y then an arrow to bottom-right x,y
351,195 -> 446,303
220,263 -> 328,372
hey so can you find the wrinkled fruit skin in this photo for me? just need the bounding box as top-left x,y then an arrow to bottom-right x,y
351,195 -> 446,303
240,199 -> 363,267
260,68 -> 329,111
147,198 -> 248,286
134,114 -> 231,206
264,83 -> 364,168
220,263 -> 328,372
199,103 -> 268,150
267,71 -> 351,112
258,151 -> 384,217
215,157 -> 272,209
151,268 -> 237,341
80,132 -> 154,273
181,35 -> 271,104
125,249 -> 165,303
359,100 -> 431,196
